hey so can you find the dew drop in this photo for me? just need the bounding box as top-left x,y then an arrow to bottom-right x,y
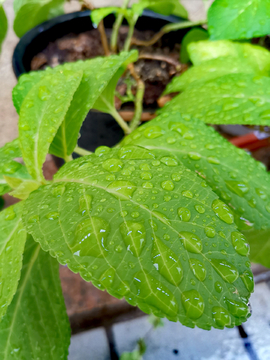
140,163 -> 150,171
225,298 -> 250,318
107,180 -> 136,198
212,307 -> 231,328
142,181 -> 153,189
189,259 -> 206,281
134,270 -> 178,317
115,245 -> 123,253
179,232 -> 203,253
71,217 -> 109,257
3,161 -> 20,174
207,157 -> 220,165
78,194 -> 92,216
181,290 -> 204,319
38,86 -> 50,101
28,215 -> 39,223
255,188 -> 267,200
143,126 -> 163,139
204,226 -> 216,238
231,232 -> 249,256
4,207 -> 16,221
102,158 -> 123,172
120,221 -> 146,257
140,172 -> 152,180
171,173 -> 181,181
177,207 -> 191,222
46,212 -> 59,220
131,211 -> 140,218
212,199 -> 234,224
169,122 -> 189,136
51,184 -> 65,197
161,180 -> 174,191
99,268 -> 115,288
153,211 -> 171,226
160,157 -> 178,166
225,180 -> 249,197
152,160 -> 160,166
214,281 -> 223,293
95,146 -> 111,157
182,190 -> 193,199
188,152 -> 201,160
241,270 -> 254,292
195,205 -> 205,214
210,259 -> 239,283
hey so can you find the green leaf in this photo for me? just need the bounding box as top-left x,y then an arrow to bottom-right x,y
180,28 -> 209,63
14,51 -> 138,158
0,3 -> 7,53
171,1 -> 188,19
19,69 -> 83,181
148,314 -> 164,328
160,73 -> 270,126
0,202 -> 27,319
122,111 -> 270,231
120,351 -> 142,360
13,0 -> 65,38
23,146 -> 252,329
188,40 -> 270,73
9,179 -> 40,200
91,7 -> 118,25
0,235 -> 70,359
208,0 -> 270,40
163,56 -> 259,95
132,0 -> 175,16
243,229 -> 270,268
0,139 -> 30,196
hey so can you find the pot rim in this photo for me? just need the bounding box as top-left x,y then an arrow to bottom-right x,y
12,9 -> 183,78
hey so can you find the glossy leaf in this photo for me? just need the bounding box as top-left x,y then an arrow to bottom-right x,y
18,69 -> 83,181
0,235 -> 70,359
188,40 -> 270,73
13,51 -> 138,158
122,111 -> 270,231
243,229 -> 270,268
13,0 -> 65,38
23,146 -> 252,329
180,28 -> 209,63
0,3 -> 7,53
0,139 -> 30,196
0,202 -> 27,319
208,0 -> 270,40
163,56 -> 258,95
9,179 -> 40,200
160,73 -> 270,126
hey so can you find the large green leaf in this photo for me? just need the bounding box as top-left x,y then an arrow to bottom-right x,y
18,69 -> 83,181
163,56 -> 259,95
243,229 -> 270,269
0,202 -> 27,319
0,139 -> 30,196
13,0 -> 65,38
188,40 -> 270,73
208,0 -> 270,40
160,73 -> 270,126
13,51 -> 138,158
0,3 -> 7,53
23,146 -> 252,329
122,112 -> 270,231
0,235 -> 70,359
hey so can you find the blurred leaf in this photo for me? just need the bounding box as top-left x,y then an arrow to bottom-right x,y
0,3 -> 8,53
120,351 -> 142,360
243,229 -> 270,268
138,338 -> 147,355
208,0 -> 270,40
148,314 -> 164,328
180,28 -> 209,63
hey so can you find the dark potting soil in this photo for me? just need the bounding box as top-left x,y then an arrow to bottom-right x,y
30,26 -> 185,108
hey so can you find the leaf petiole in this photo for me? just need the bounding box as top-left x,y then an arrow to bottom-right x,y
74,146 -> 93,156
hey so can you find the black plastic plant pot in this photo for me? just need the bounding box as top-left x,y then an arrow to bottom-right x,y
12,10 -> 188,157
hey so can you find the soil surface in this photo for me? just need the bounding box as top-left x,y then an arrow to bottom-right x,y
30,27 -> 186,108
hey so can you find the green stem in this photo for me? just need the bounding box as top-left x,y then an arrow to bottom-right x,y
64,154 -> 73,163
74,146 -> 93,156
123,19 -> 137,51
129,80 -> 145,132
110,108 -> 131,135
110,0 -> 130,53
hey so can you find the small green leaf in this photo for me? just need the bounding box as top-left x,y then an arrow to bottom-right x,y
0,139 -> 30,196
243,229 -> 270,268
19,69 -> 83,181
180,28 -> 209,63
132,0 -> 175,16
122,112 -> 270,231
138,338 -> 146,355
91,7 -> 120,26
163,56 -> 258,95
208,0 -> 270,40
0,235 -> 70,359
120,351 -> 142,360
188,40 -> 270,73
0,202 -> 27,319
23,146 -> 252,329
160,73 -> 270,126
13,0 -> 65,38
0,3 -> 7,53
14,51 -> 138,158
9,179 -> 40,200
